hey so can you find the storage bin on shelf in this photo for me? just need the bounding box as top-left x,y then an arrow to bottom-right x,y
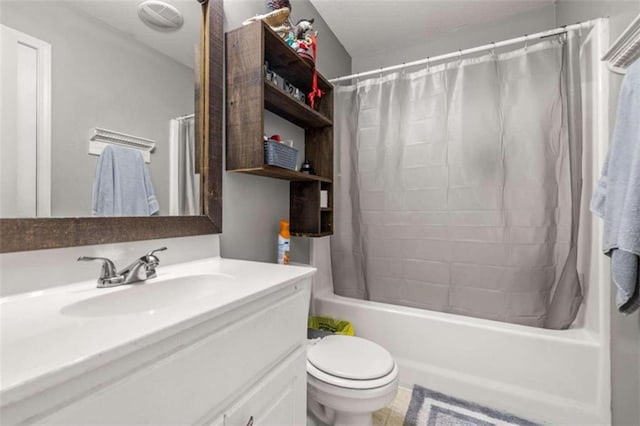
264,139 -> 298,170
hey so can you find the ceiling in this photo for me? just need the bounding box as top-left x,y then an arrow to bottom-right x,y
308,0 -> 555,58
67,0 -> 201,69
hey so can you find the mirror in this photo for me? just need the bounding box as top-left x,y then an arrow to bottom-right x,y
1,0 -> 202,218
0,0 -> 223,252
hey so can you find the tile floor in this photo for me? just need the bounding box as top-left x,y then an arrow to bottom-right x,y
373,386 -> 412,426
306,386 -> 412,426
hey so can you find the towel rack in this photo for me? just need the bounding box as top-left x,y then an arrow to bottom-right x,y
602,13 -> 640,74
88,127 -> 156,163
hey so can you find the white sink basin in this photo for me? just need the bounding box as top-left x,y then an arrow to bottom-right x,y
60,274 -> 236,317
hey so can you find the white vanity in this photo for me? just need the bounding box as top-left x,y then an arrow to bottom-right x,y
1,256 -> 314,425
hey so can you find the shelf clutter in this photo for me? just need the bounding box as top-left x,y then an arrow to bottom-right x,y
226,21 -> 334,237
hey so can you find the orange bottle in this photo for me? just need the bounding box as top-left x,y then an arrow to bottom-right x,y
277,220 -> 290,265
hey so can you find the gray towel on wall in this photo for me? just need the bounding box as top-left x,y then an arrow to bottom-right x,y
591,59 -> 640,314
92,145 -> 160,217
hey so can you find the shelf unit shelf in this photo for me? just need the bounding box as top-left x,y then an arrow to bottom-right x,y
264,81 -> 332,129
229,166 -> 332,183
292,231 -> 333,238
226,21 -> 334,237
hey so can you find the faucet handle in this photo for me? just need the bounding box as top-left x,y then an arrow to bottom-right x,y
145,247 -> 167,258
78,256 -> 123,287
142,247 -> 167,278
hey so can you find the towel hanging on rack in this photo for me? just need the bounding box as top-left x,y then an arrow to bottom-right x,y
92,145 -> 160,217
591,59 -> 640,314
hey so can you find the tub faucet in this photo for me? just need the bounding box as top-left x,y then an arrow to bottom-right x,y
78,247 -> 167,288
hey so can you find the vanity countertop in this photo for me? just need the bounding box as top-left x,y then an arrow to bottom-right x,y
0,257 -> 315,405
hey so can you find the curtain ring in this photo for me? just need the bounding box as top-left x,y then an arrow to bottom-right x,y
379,67 -> 383,78
490,42 -> 496,57
426,57 -> 430,70
524,34 -> 528,51
458,49 -> 463,62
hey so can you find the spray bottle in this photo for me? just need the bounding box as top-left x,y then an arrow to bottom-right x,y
277,219 -> 290,265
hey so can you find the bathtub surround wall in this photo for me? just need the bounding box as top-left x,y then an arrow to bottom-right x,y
0,1 -> 194,217
555,2 -> 640,425
221,0 -> 351,264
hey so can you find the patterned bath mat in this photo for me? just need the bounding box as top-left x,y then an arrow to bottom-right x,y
403,385 -> 540,426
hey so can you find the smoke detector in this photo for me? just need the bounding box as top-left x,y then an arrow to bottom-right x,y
137,0 -> 184,31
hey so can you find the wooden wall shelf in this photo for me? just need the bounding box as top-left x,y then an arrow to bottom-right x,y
264,81 -> 332,129
229,166 -> 332,183
291,231 -> 333,238
226,21 -> 334,237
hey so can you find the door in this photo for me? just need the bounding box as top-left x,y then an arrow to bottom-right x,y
0,25 -> 51,217
223,348 -> 307,426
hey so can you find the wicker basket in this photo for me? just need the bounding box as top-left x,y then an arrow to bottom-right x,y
264,140 -> 298,170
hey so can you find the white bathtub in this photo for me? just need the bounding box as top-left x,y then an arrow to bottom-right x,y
310,232 -> 611,425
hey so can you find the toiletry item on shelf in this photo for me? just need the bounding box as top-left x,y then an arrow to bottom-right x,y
301,160 -> 312,174
284,80 -> 296,96
295,88 -> 307,103
320,190 -> 328,208
277,219 -> 290,265
269,134 -> 282,142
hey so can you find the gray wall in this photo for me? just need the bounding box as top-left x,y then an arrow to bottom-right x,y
556,3 -> 640,425
0,1 -> 194,217
221,0 -> 351,264
352,4 -> 556,73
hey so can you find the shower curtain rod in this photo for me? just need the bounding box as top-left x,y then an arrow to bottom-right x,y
330,20 -> 596,84
175,113 -> 195,120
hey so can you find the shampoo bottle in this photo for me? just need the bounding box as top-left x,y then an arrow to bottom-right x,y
277,220 -> 290,265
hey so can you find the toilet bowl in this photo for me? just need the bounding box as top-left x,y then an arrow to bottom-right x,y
306,335 -> 399,426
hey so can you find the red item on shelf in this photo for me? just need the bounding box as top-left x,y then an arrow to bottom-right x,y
269,134 -> 282,142
307,34 -> 324,110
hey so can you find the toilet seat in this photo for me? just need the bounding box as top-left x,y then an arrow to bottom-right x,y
307,335 -> 398,389
307,359 -> 399,389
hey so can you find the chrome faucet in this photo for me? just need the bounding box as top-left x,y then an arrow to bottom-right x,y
78,247 -> 167,288
118,247 -> 167,284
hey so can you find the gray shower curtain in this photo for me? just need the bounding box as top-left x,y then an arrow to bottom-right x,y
332,34 -> 585,329
174,117 -> 200,216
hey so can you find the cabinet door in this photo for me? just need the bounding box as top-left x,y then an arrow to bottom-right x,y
224,347 -> 306,426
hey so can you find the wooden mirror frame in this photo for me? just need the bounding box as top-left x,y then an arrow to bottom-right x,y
0,0 -> 223,253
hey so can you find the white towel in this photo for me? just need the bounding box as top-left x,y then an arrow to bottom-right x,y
591,59 -> 640,314
92,145 -> 159,216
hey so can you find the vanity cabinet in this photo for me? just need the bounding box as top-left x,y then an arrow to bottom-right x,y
220,347 -> 306,426
225,21 -> 334,237
15,277 -> 311,426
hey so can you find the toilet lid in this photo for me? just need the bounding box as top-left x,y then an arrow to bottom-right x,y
307,335 -> 395,380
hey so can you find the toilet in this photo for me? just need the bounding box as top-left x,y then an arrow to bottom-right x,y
306,335 -> 399,426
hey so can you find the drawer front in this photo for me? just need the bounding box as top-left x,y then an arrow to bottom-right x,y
222,347 -> 306,426
42,283 -> 309,425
